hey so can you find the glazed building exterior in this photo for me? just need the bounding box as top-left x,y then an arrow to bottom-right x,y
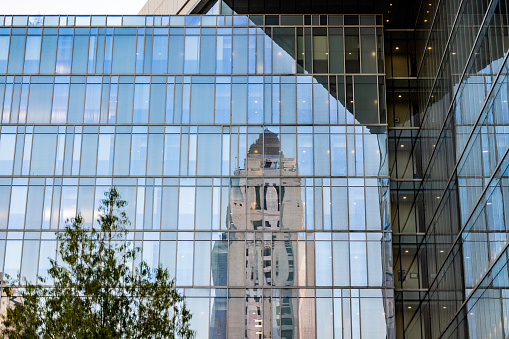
5,0 -> 509,336
0,12 -> 392,339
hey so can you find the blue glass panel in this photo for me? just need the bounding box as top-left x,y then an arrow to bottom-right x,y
84,83 -> 101,123
97,134 -> 113,176
313,83 -> 329,124
112,35 -> 136,74
176,240 -> 193,285
350,241 -> 367,286
314,134 -> 330,176
80,134 -> 98,175
23,36 -> 41,73
0,134 -> 15,175
297,83 -> 312,124
178,187 -> 195,230
143,35 -> 152,73
87,35 -> 97,73
168,35 -> 184,74
184,35 -> 199,74
56,35 -> 72,74
7,35 -> 26,73
232,35 -> 247,73
216,35 -> 231,74
152,35 -> 168,73
247,83 -> 263,124
315,241 -> 332,286
149,83 -> 165,124
117,84 -> 134,123
164,134 -> 180,175
0,36 -> 9,73
281,83 -> 296,123
67,84 -> 85,123
200,35 -> 216,74
147,134 -> 163,176
215,83 -> 231,124
130,134 -> 147,175
71,35 -> 88,73
40,34 -> 57,74
297,134 -> 312,175
190,83 -> 214,123
51,83 -> 68,123
197,133 -> 221,175
348,187 -> 365,230
133,83 -> 149,124
27,83 -> 52,123
231,84 -> 247,124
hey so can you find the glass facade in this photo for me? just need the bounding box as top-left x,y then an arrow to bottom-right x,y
0,14 -> 392,338
387,0 -> 509,337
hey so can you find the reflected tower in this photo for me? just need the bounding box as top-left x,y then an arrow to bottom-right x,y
211,129 -> 307,338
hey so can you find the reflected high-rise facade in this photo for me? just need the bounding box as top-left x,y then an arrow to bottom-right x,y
0,10 -> 392,338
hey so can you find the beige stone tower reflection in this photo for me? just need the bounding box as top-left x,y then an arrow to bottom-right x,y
215,130 -> 313,339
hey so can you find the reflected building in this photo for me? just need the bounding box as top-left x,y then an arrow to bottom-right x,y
212,130 -> 305,338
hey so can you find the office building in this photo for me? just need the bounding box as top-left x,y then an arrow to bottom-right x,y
1,0 -> 509,338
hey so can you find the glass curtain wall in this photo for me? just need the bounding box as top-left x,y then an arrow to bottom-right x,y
0,14 -> 391,339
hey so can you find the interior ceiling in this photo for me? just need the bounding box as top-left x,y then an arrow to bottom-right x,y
195,0 -> 421,29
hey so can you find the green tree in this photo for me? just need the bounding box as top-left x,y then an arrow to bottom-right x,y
1,188 -> 194,339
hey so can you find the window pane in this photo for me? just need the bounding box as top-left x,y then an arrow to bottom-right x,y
273,28 -> 296,74
51,84 -> 69,123
56,35 -> 72,74
31,134 -> 57,175
200,35 -> 216,74
152,35 -> 168,73
8,35 -> 26,73
361,28 -> 377,73
191,83 -> 214,123
350,242 -> 367,286
149,84 -> 165,123
133,84 -> 149,124
345,28 -> 360,73
72,35 -> 88,73
354,76 -> 378,124
232,35 -> 247,73
197,133 -> 221,175
215,83 -> 231,123
168,35 -> 184,73
216,35 -> 231,74
184,35 -> 199,73
24,35 -> 41,73
0,36 -> 9,73
329,28 -> 344,73
112,35 -> 136,74
313,28 -> 327,73
0,134 -> 15,175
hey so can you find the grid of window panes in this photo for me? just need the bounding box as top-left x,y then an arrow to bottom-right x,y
0,15 -> 392,338
394,0 -> 509,337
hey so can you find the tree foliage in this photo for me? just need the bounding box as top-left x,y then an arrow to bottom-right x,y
1,188 -> 194,339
